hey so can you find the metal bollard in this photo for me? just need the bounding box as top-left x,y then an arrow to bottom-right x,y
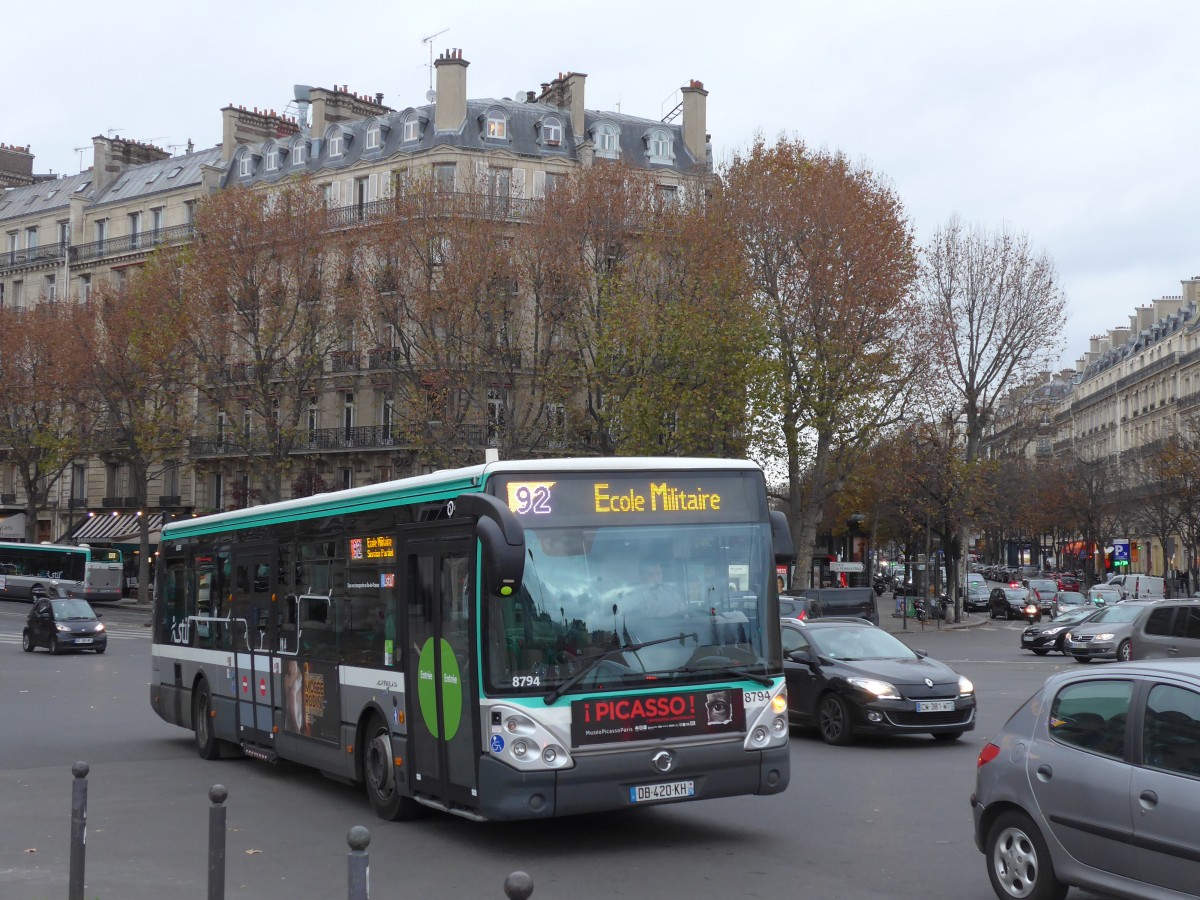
69,761 -> 89,900
208,785 -> 228,900
347,825 -> 370,900
504,870 -> 534,899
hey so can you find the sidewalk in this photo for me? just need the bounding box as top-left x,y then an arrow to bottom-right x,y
877,592 -> 988,635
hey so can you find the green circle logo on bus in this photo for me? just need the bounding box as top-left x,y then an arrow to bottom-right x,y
416,637 -> 463,741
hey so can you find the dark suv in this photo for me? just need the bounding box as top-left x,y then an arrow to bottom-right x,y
1130,600 -> 1200,660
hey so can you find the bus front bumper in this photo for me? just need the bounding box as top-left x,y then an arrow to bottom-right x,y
478,741 -> 789,820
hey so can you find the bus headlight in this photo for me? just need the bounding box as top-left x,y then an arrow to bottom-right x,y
771,691 -> 788,714
512,740 -> 529,759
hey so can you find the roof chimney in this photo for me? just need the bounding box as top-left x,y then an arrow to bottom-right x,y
434,48 -> 469,133
680,80 -> 709,170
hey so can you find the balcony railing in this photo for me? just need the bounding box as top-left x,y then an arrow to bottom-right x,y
157,495 -> 182,507
0,493 -> 16,505
0,242 -> 68,274
70,223 -> 196,264
188,424 -> 489,458
101,496 -> 140,508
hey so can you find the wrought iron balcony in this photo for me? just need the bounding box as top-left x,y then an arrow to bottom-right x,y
101,496 -> 140,508
70,223 -> 196,264
188,423 -> 489,457
0,242 -> 68,274
157,495 -> 182,507
0,493 -> 16,505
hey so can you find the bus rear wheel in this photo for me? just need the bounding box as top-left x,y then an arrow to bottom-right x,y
193,679 -> 223,760
362,714 -> 422,821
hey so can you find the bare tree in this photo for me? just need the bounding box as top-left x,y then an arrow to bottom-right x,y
919,217 -> 1067,602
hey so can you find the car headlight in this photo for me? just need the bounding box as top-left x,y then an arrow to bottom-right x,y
847,677 -> 900,700
1094,633 -> 1115,642
95,623 -> 106,632
958,675 -> 974,696
55,623 -> 71,632
1042,626 -> 1065,636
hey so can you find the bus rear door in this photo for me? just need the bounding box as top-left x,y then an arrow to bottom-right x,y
229,544 -> 277,755
402,526 -> 479,812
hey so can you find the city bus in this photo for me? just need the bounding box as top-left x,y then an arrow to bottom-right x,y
150,458 -> 794,821
0,540 -> 124,602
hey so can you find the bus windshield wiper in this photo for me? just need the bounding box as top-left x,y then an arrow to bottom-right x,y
542,632 -> 698,705
646,662 -> 773,686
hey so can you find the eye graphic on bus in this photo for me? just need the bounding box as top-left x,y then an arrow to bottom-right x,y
706,691 -> 733,726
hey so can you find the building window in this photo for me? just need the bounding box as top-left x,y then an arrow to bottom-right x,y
433,163 -> 456,192
79,275 -> 91,303
403,115 -> 420,142
382,398 -> 395,436
307,402 -> 318,437
0,283 -> 5,308
328,132 -> 344,157
12,280 -> 23,309
265,147 -> 279,171
486,110 -> 507,140
44,274 -> 56,303
343,392 -> 355,438
293,141 -> 307,165
541,116 -> 563,146
658,184 -> 679,208
365,126 -> 381,150
163,460 -> 179,497
647,129 -> 674,163
150,207 -> 164,236
488,167 -> 512,203
94,219 -> 108,244
239,155 -> 253,177
242,408 -> 252,443
57,221 -> 69,245
71,464 -> 87,505
340,468 -> 353,490
6,231 -> 17,255
595,123 -> 620,158
25,226 -> 37,250
210,472 -> 224,511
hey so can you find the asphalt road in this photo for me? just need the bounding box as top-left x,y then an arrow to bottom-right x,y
0,598 -> 1118,900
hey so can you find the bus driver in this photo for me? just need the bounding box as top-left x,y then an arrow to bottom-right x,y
629,559 -> 685,617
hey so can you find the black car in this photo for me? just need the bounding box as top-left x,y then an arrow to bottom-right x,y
779,594 -> 814,621
780,619 -> 976,745
1019,605 -> 1103,655
22,591 -> 107,654
988,586 -> 1038,621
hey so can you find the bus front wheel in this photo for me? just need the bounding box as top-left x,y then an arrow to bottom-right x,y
362,714 -> 423,821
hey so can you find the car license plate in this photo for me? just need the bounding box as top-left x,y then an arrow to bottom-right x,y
629,780 -> 695,803
915,700 -> 954,713
74,638 -> 93,645
1021,635 -> 1034,642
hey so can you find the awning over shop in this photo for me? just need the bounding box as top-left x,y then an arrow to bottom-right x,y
68,513 -> 164,544
0,512 -> 27,540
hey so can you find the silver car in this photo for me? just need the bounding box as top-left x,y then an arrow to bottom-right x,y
1061,601 -> 1155,663
973,659 -> 1200,899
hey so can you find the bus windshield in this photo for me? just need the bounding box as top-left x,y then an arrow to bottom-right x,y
484,521 -> 777,695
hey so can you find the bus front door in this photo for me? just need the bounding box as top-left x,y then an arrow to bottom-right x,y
403,530 -> 479,811
229,544 -> 277,753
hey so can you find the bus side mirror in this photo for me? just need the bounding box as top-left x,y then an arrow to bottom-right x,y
771,511 -> 796,566
454,493 -> 526,597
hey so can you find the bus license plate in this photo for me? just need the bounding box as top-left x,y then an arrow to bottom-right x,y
915,700 -> 954,713
629,780 -> 695,804
74,638 -> 93,645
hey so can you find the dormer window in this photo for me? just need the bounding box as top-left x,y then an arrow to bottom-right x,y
365,125 -> 381,150
239,155 -> 254,177
540,116 -> 563,146
594,123 -> 620,159
265,147 -> 279,171
647,128 -> 674,164
486,110 -> 507,140
293,140 -> 307,165
403,114 -> 420,142
167,166 -> 183,178
329,131 -> 345,157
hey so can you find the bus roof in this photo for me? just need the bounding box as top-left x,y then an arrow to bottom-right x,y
0,541 -> 91,553
162,457 -> 761,541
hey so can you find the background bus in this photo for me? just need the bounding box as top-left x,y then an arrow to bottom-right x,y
0,541 -> 124,602
150,458 -> 795,821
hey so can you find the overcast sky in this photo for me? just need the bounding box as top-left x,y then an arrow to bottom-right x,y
9,1 -> 1197,370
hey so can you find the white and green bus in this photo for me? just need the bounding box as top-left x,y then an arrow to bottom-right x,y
150,458 -> 794,821
0,540 -> 124,602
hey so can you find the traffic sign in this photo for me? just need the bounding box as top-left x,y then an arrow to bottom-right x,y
829,561 -> 864,573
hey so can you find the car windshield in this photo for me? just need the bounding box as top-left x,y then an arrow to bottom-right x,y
1090,604 -> 1145,624
483,521 -> 777,695
1057,592 -> 1086,605
807,626 -> 914,661
1028,580 -> 1057,592
1053,607 -> 1096,626
50,599 -> 96,620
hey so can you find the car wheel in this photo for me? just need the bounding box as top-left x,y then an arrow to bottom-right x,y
193,679 -> 222,760
985,810 -> 1068,900
50,636 -> 61,655
1072,657 -> 1092,664
1117,639 -> 1132,662
21,629 -> 33,652
362,713 -> 423,820
932,731 -> 962,742
1031,649 -> 1049,656
816,693 -> 855,746
94,645 -> 106,655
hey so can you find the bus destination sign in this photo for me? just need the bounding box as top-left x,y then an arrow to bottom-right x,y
494,472 -> 763,527
349,535 -> 395,562
570,688 -> 745,747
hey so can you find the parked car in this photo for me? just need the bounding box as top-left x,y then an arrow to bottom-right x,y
22,590 -> 107,654
1023,577 -> 1061,619
1054,590 -> 1088,613
1061,600 -> 1156,663
778,594 -> 815,621
989,586 -> 1037,621
972,659 -> 1200,900
1130,600 -> 1200,660
780,618 -> 975,745
801,587 -> 879,625
1087,585 -> 1121,607
1020,606 -> 1104,655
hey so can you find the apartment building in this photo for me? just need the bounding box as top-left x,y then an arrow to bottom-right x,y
0,50 -> 712,542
